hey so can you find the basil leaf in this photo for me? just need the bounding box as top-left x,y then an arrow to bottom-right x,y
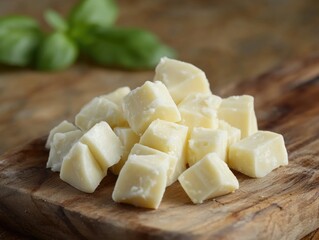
0,15 -> 39,32
0,16 -> 42,66
36,32 -> 78,71
68,0 -> 118,29
45,10 -> 68,32
77,27 -> 176,69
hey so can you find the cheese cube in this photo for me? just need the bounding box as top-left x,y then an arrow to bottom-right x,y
228,131 -> 288,178
79,121 -> 123,174
112,154 -> 169,209
218,95 -> 258,138
140,119 -> 188,182
218,120 -> 241,146
47,130 -> 83,172
123,81 -> 181,135
154,57 -> 211,103
60,142 -> 104,193
129,143 -> 178,186
178,153 -> 239,204
178,93 -> 221,129
111,127 -> 140,175
100,86 -> 130,106
75,96 -> 126,131
46,120 -> 77,149
188,128 -> 228,166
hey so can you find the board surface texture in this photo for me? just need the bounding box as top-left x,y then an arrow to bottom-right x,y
0,58 -> 319,240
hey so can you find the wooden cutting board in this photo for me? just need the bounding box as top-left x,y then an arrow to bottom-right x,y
0,57 -> 318,240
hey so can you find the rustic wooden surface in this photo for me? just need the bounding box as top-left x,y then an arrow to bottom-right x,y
1,0 -> 319,239
0,55 -> 319,239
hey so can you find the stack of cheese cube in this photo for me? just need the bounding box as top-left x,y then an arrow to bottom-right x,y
46,57 -> 288,209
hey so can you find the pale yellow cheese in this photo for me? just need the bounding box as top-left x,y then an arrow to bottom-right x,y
47,58 -> 289,206
139,119 -> 188,183
75,89 -> 128,131
47,130 -> 83,172
100,86 -> 130,106
111,127 -> 140,175
154,57 -> 211,103
228,131 -> 288,178
218,120 -> 241,146
45,120 -> 77,149
79,121 -> 123,174
178,93 -> 221,129
218,95 -> 258,138
178,153 -> 239,204
129,143 -> 178,186
188,127 -> 228,166
123,81 -> 181,135
60,142 -> 104,193
112,154 -> 169,209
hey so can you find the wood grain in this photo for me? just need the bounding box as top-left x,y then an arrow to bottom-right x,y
0,56 -> 318,239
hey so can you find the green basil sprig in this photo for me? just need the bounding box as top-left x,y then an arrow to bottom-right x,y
0,0 -> 176,71
68,0 -> 118,29
36,32 -> 78,71
0,16 -> 42,66
77,27 -> 176,69
45,10 -> 68,32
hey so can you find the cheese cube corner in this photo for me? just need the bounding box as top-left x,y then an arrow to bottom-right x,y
60,142 -> 104,193
154,57 -> 211,103
188,127 -> 228,166
123,81 -> 181,135
218,120 -> 241,146
112,154 -> 169,209
100,86 -> 131,106
111,127 -> 140,175
178,153 -> 239,204
75,96 -> 126,131
80,121 -> 123,174
129,143 -> 177,186
218,95 -> 258,138
140,119 -> 188,182
178,93 -> 221,129
47,129 -> 83,172
46,120 -> 77,149
229,131 -> 288,178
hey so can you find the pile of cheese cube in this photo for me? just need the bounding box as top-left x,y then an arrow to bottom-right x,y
46,57 -> 288,209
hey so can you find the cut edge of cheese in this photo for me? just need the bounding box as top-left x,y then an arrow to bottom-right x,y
228,130 -> 288,178
60,142 -> 105,193
112,154 -> 169,209
178,152 -> 239,204
154,57 -> 211,104
46,120 -> 77,149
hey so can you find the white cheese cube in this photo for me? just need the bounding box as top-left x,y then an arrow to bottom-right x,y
60,142 -> 104,193
178,153 -> 239,204
79,121 -> 123,174
178,93 -> 221,129
140,119 -> 188,182
188,128 -> 228,166
47,130 -> 83,172
123,81 -> 181,135
75,96 -> 126,131
218,120 -> 241,146
129,143 -> 178,186
46,120 -> 77,149
228,131 -> 288,178
100,86 -> 130,106
218,95 -> 258,138
154,57 -> 211,103
112,154 -> 169,209
111,127 -> 140,175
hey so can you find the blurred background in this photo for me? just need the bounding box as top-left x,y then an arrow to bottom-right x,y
2,0 -> 319,85
0,0 -> 319,238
